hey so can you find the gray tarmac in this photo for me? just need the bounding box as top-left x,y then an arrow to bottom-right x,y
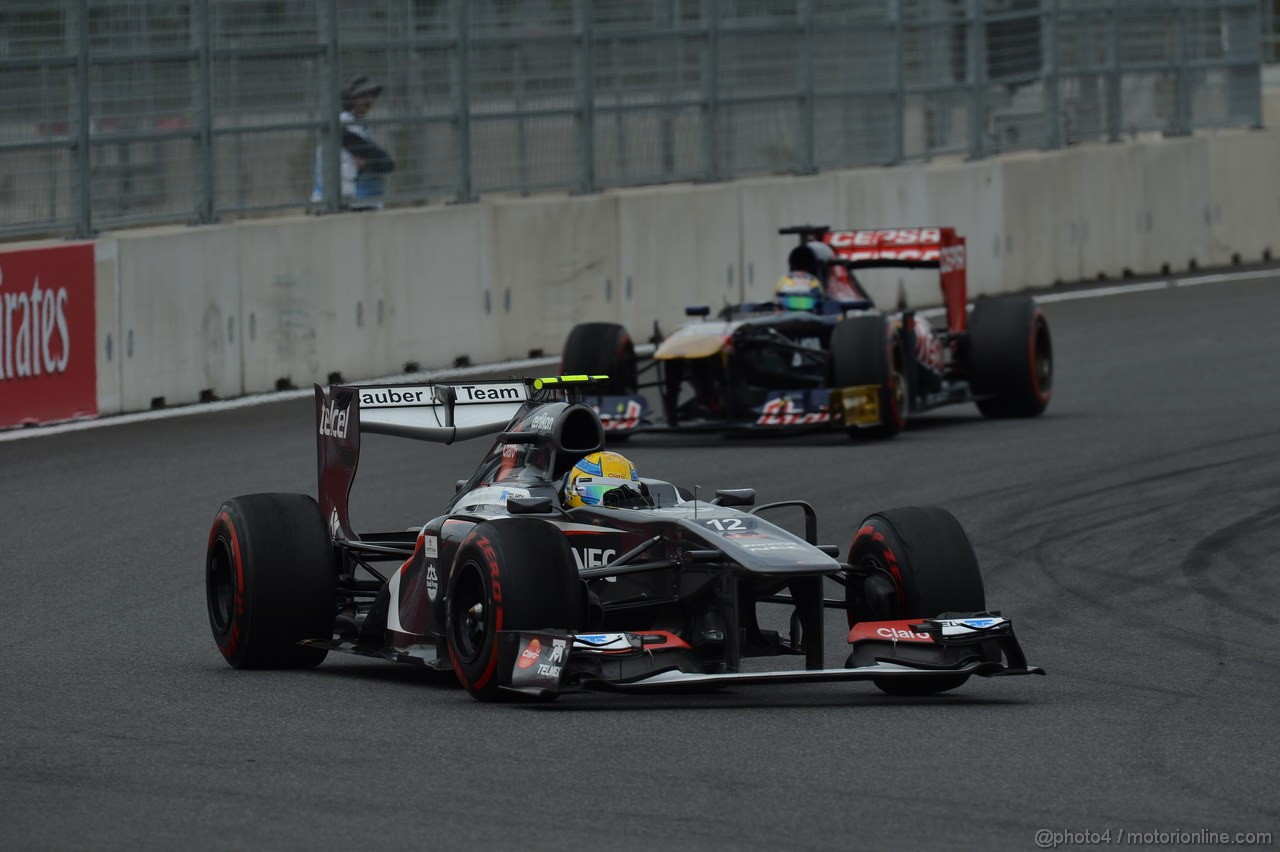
2,274 -> 1277,850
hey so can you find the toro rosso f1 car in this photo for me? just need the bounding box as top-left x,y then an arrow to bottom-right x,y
562,225 -> 1052,439
205,376 -> 1043,701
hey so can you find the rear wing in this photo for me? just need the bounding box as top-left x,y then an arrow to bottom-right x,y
782,225 -> 969,333
827,227 -> 967,333
314,375 -> 605,540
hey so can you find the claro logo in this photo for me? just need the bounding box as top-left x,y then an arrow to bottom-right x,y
876,626 -> 932,642
0,267 -> 71,381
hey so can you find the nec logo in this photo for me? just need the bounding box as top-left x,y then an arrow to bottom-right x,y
318,399 -> 349,438
573,548 -> 616,570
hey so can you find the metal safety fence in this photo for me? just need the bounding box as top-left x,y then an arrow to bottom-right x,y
0,0 -> 1263,240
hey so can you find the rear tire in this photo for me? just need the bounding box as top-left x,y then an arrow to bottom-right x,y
445,519 -> 585,701
829,315 -> 905,440
561,322 -> 638,396
845,507 -> 986,695
968,296 -> 1052,418
206,493 -> 336,669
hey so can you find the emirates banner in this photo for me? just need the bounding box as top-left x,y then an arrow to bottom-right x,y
0,244 -> 97,428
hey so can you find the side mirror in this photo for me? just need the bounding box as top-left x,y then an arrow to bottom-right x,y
836,299 -> 873,312
455,479 -> 467,493
712,488 -> 756,507
507,496 -> 557,515
685,305 -> 711,318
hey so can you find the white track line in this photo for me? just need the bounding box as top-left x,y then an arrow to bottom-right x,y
2,268 -> 1274,442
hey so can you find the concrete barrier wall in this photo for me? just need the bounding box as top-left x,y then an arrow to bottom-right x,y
616,182 -> 743,338
1207,130 -> 1280,266
491,194 -> 620,360
116,224 -> 241,411
7,127 -> 1280,426
235,214 -> 371,394
94,240 -> 121,416
738,175 -> 841,305
366,204 -> 498,370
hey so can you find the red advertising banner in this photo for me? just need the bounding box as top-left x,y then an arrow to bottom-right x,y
0,244 -> 97,428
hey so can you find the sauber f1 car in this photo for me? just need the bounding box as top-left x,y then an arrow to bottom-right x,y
205,376 -> 1043,701
562,225 -> 1052,439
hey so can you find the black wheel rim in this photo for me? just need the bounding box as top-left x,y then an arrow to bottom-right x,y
1034,320 -> 1053,392
206,536 -> 235,633
448,561 -> 489,664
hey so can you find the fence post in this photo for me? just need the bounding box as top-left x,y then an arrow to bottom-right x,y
800,0 -> 817,174
1106,0 -> 1121,141
1172,0 -> 1192,136
701,0 -> 721,182
73,0 -> 93,238
194,0 -> 215,224
575,0 -> 597,194
891,0 -> 905,165
967,0 -> 987,159
1043,0 -> 1061,149
1248,0 -> 1264,128
320,0 -> 342,213
455,0 -> 474,202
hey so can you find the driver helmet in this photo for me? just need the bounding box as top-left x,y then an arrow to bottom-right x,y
564,451 -> 651,509
775,271 -> 824,312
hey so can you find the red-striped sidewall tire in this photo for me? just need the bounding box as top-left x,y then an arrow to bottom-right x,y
968,296 -> 1052,418
445,519 -> 584,702
205,493 -> 335,669
846,506 -> 987,696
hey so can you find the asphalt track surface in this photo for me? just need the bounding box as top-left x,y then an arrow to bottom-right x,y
3,273 -> 1279,851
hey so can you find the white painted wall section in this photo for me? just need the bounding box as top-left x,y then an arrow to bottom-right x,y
490,194 -> 620,358
366,204 -> 498,370
116,224 -> 241,409
94,239 -> 121,416
236,214 -> 368,393
616,182 -> 742,336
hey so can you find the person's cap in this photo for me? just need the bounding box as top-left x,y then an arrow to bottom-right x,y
342,75 -> 383,102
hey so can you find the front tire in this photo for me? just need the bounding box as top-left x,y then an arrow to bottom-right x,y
206,493 -> 336,669
829,315 -> 905,439
845,507 -> 986,695
968,296 -> 1052,418
445,519 -> 585,701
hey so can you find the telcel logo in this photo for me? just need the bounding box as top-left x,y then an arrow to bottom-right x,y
319,399 -> 349,438
876,626 -> 931,642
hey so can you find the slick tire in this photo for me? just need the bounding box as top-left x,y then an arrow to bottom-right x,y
845,506 -> 986,696
445,519 -> 585,701
206,493 -> 336,669
560,322 -> 638,396
829,315 -> 905,440
967,296 -> 1052,418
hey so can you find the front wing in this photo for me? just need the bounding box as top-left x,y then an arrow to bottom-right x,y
495,616 -> 1043,698
590,387 -> 885,435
